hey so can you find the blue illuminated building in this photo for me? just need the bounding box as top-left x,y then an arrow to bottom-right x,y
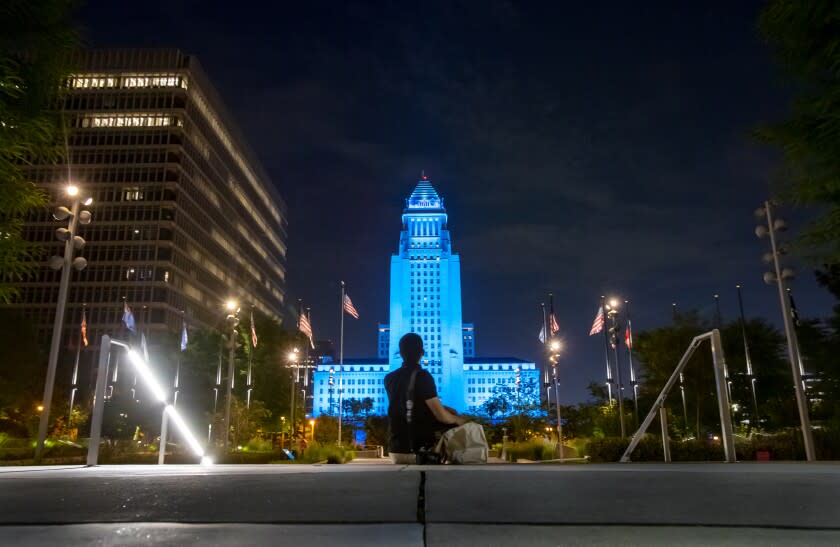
313,177 -> 539,416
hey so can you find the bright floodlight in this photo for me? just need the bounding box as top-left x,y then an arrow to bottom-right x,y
83,197 -> 93,206
550,340 -> 562,352
66,185 -> 79,196
165,405 -> 205,458
126,349 -> 208,462
609,298 -> 619,309
288,351 -> 298,362
127,350 -> 166,402
225,299 -> 238,311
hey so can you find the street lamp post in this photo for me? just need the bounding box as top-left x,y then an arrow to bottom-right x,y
755,201 -> 815,461
222,300 -> 240,453
548,339 -> 564,459
288,348 -> 300,443
35,185 -> 92,462
606,299 -> 626,438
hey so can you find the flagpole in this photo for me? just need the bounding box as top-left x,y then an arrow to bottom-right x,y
600,296 -> 614,405
736,284 -> 760,424
625,300 -> 639,427
541,302 -> 549,400
714,294 -> 732,400
673,301 -> 689,433
210,336 -> 222,445
787,288 -> 807,377
338,281 -> 345,446
68,306 -> 84,438
246,307 -> 254,409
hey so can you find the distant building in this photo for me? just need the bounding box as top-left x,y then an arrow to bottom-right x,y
5,49 -> 287,353
313,177 -> 538,416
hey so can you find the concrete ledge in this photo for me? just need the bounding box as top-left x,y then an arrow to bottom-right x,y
424,464 -> 840,528
0,523 -> 424,547
0,465 -> 419,524
426,524 -> 840,547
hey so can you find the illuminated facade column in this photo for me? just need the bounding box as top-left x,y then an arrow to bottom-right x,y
387,176 -> 466,411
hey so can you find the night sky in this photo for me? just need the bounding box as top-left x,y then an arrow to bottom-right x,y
77,1 -> 832,403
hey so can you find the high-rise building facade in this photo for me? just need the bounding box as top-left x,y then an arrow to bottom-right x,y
7,49 -> 287,355
313,178 -> 538,416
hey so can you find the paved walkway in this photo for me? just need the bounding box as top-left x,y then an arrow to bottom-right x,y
0,462 -> 838,546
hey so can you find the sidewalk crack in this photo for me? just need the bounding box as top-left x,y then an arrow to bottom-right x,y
417,471 -> 427,544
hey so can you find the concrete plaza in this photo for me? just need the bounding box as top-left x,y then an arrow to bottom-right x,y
0,462 -> 838,546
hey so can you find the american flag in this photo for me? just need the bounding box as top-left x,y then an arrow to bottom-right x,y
250,310 -> 258,347
550,313 -> 560,335
122,301 -> 136,333
80,309 -> 88,347
343,294 -> 360,319
589,306 -> 604,336
299,312 -> 315,348
625,321 -> 633,349
180,320 -> 188,352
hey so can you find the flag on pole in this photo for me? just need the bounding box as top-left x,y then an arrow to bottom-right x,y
250,310 -> 258,347
589,306 -> 604,336
550,314 -> 560,335
180,320 -> 188,352
549,293 -> 560,335
788,290 -> 801,327
299,311 -> 315,349
343,293 -> 360,319
538,325 -> 546,344
625,321 -> 633,349
80,309 -> 89,347
122,302 -> 136,333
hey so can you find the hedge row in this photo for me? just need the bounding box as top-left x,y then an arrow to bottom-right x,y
586,429 -> 840,462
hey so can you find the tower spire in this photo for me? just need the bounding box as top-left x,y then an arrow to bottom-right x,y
421,169 -> 427,180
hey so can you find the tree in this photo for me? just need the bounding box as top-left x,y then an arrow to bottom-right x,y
364,415 -> 389,448
634,312 -> 716,438
0,0 -> 80,302
0,308 -> 47,434
634,312 -> 798,435
314,416 -> 338,445
756,1 -> 840,263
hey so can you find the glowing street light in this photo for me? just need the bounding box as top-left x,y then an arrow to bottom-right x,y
35,183 -> 93,462
222,301 -> 240,452
606,297 -> 626,438
309,419 -> 316,442
288,348 -> 301,439
546,337 -> 564,459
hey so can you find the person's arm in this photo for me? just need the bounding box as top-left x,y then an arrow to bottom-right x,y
425,397 -> 466,425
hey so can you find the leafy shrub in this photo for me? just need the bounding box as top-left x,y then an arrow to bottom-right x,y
300,443 -> 355,464
245,437 -> 273,452
505,440 -> 555,462
585,429 -> 840,462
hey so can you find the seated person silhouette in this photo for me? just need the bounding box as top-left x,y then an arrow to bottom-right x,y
385,333 -> 465,464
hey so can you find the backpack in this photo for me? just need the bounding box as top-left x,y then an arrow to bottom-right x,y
435,422 -> 489,464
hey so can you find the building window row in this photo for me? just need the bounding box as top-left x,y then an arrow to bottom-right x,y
68,73 -> 188,90
79,113 -> 181,129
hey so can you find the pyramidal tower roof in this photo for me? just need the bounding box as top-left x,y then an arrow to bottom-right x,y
405,174 -> 444,211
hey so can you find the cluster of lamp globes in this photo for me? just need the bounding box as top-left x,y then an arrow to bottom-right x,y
225,299 -> 241,327
754,203 -> 796,285
48,185 -> 93,273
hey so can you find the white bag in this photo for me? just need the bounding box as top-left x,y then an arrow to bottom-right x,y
435,422 -> 488,464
